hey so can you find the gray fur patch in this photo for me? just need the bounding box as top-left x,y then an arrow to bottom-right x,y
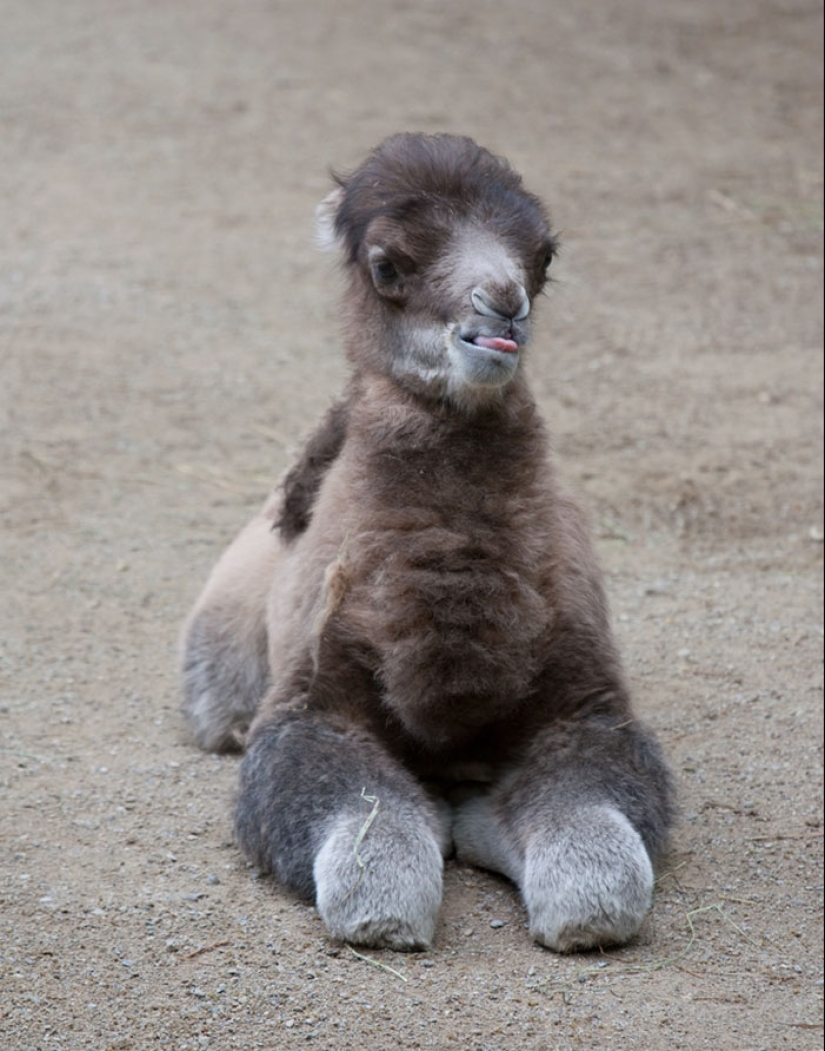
180,609 -> 269,752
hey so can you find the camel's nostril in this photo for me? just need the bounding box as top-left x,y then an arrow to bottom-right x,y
513,289 -> 531,322
472,285 -> 530,322
471,287 -> 497,317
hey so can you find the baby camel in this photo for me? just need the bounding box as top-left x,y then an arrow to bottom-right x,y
181,133 -> 673,952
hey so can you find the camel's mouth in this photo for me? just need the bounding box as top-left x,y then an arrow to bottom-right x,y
449,328 -> 522,392
456,328 -> 522,357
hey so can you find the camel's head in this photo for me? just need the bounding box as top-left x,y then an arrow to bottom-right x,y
317,133 -> 557,410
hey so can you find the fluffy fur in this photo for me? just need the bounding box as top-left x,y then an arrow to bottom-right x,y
180,133 -> 674,952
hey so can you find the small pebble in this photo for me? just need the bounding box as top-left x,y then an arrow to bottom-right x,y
490,919 -> 505,929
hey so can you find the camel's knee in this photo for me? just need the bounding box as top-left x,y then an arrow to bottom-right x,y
522,805 -> 654,953
234,713 -> 445,949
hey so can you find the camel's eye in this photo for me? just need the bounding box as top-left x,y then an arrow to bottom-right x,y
532,246 -> 556,293
537,238 -> 557,276
541,246 -> 557,274
368,247 -> 407,300
373,257 -> 400,286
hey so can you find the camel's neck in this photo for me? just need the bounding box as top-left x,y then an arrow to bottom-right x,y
350,370 -> 544,451
343,370 -> 552,507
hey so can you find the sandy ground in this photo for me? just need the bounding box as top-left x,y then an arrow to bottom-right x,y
1,1 -> 823,1049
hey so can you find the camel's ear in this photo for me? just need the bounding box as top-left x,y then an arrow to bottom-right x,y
315,187 -> 346,251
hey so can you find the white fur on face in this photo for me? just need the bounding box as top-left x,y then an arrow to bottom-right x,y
438,225 -> 529,304
390,224 -> 533,406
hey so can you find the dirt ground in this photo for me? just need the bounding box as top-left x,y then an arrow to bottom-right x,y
1,1 -> 822,1049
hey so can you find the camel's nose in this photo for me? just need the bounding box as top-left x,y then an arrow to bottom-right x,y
471,284 -> 530,323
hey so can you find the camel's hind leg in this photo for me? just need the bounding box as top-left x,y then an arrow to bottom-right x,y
180,496 -> 282,752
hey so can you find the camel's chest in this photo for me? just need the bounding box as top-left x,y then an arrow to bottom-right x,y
308,420 -> 555,739
342,517 -> 552,709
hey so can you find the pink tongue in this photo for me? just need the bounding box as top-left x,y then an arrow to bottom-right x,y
473,335 -> 519,354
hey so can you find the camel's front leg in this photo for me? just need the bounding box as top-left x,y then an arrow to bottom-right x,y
235,709 -> 445,950
452,716 -> 673,952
